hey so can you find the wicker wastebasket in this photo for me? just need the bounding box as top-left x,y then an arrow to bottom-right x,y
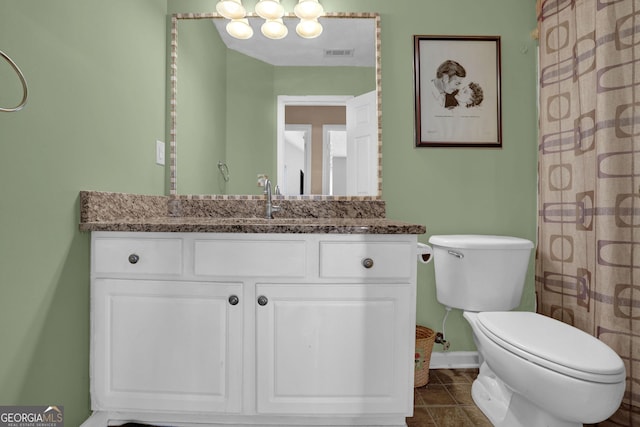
414,325 -> 436,387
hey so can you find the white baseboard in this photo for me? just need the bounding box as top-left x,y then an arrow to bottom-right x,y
429,351 -> 480,369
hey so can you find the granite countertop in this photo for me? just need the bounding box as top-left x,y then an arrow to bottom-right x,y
78,191 -> 426,235
79,216 -> 426,234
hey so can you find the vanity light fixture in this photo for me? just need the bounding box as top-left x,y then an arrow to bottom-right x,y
227,18 -> 254,39
255,0 -> 284,20
296,18 -> 323,39
261,18 -> 288,39
293,0 -> 324,20
216,0 -> 246,19
221,0 -> 324,40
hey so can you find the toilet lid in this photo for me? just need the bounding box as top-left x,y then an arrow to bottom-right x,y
477,312 -> 625,383
428,234 -> 534,250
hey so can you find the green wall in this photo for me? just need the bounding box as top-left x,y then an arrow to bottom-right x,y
274,66 -> 375,96
225,50 -> 275,194
0,1 -> 167,425
176,18 -> 228,195
0,0 -> 537,425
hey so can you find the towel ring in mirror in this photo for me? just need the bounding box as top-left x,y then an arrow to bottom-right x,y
217,161 -> 230,182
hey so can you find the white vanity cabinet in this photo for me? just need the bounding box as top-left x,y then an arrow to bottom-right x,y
92,278 -> 243,413
85,231 -> 418,427
90,235 -> 244,414
255,283 -> 413,415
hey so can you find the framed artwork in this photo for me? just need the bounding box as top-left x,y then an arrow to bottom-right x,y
413,35 -> 502,148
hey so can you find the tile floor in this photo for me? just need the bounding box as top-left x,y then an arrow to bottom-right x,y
408,368 -> 491,427
117,367 -> 639,427
411,368 -> 639,427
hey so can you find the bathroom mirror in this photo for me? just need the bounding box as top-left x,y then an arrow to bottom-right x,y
169,12 -> 381,197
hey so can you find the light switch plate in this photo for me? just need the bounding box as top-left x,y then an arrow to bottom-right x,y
156,140 -> 165,165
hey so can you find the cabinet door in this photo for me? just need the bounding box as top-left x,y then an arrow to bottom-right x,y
93,279 -> 243,413
255,284 -> 413,415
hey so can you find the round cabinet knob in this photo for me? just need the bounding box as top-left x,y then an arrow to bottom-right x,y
362,257 -> 374,269
228,295 -> 239,306
128,254 -> 140,264
257,295 -> 269,306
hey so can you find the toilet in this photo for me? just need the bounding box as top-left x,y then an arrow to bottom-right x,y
428,235 -> 626,427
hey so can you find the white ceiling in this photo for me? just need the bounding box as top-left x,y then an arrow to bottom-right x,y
213,16 -> 376,67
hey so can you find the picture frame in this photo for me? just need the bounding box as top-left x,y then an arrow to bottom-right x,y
413,35 -> 502,148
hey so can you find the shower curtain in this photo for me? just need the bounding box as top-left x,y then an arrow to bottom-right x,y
536,0 -> 639,423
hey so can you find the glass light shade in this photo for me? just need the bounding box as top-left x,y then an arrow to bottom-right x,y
226,18 -> 253,39
216,0 -> 246,19
294,0 -> 324,20
261,18 -> 288,39
296,18 -> 323,39
255,0 -> 284,20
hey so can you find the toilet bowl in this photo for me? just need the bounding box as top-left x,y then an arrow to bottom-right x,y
428,235 -> 626,427
465,311 -> 625,426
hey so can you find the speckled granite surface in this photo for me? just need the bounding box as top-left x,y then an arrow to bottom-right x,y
80,191 -> 168,222
170,198 -> 387,219
79,191 -> 426,234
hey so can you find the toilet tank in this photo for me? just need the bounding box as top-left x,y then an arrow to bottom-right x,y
428,235 -> 534,312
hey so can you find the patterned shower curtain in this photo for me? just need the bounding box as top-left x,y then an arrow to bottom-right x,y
536,0 -> 639,424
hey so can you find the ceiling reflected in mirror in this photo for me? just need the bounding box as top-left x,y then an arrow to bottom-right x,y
213,16 -> 374,67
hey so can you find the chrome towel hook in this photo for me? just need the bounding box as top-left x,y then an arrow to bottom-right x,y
1,49 -> 28,112
217,161 -> 230,182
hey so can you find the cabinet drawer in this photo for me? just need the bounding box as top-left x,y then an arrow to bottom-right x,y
319,241 -> 412,279
194,240 -> 306,277
94,237 -> 183,275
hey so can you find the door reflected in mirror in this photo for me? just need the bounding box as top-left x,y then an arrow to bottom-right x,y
283,124 -> 313,196
282,123 -> 348,197
170,13 -> 381,197
324,126 -> 347,196
277,93 -> 378,196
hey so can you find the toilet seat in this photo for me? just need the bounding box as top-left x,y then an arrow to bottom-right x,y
476,311 -> 626,384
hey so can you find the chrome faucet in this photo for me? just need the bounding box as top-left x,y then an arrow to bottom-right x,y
264,179 -> 280,219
